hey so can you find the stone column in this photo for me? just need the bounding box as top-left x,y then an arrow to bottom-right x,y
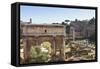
52,35 -> 56,61
23,37 -> 32,63
23,37 -> 28,63
35,36 -> 39,46
63,37 -> 66,61
72,27 -> 75,41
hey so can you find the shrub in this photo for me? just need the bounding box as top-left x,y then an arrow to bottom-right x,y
30,42 -> 52,63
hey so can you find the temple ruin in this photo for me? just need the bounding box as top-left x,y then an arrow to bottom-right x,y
20,21 -> 67,62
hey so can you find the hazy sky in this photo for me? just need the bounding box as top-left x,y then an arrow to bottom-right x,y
20,5 -> 95,24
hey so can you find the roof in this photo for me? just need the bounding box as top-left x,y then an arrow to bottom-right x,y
21,22 -> 65,27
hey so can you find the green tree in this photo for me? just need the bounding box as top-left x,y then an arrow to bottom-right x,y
88,17 -> 95,24
88,33 -> 95,43
30,42 -> 52,63
66,25 -> 70,34
65,20 -> 70,23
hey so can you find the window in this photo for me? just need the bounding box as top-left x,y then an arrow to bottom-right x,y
45,29 -> 47,33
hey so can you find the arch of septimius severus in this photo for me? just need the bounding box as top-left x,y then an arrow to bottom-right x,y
20,21 -> 67,62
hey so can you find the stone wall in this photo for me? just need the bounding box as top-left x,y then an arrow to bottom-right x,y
22,24 -> 65,35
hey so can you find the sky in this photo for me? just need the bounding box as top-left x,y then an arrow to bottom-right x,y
20,5 -> 95,24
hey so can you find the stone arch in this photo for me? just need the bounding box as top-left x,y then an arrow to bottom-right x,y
40,41 -> 52,54
23,35 -> 65,63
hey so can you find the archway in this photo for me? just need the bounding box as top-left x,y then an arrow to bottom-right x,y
40,41 -> 52,54
40,41 -> 52,61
